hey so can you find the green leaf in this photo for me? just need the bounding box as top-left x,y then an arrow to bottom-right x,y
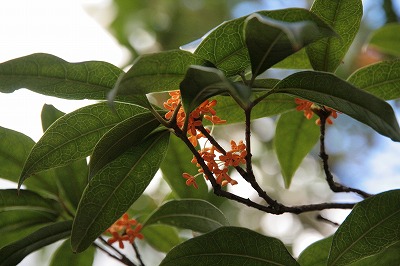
306,0 -> 363,72
328,189 -> 400,265
244,13 -> 335,77
274,111 -> 320,188
161,134 -> 208,198
0,53 -> 117,100
50,240 -> 95,266
298,236 -> 332,266
143,199 -> 229,233
367,23 -> 400,57
0,220 -> 72,266
348,242 -> 400,266
195,8 -> 334,76
18,102 -> 147,187
180,65 -> 251,115
160,226 -> 299,266
347,59 -> 400,100
142,225 -> 182,253
89,112 -> 160,178
41,104 -> 88,209
272,71 -> 400,142
71,130 -> 170,253
272,49 -> 312,69
114,50 -> 207,95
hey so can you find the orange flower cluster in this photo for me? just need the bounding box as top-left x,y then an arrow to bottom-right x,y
186,140 -> 247,188
295,98 -> 338,125
106,213 -> 144,249
164,91 -> 226,147
163,91 -> 246,189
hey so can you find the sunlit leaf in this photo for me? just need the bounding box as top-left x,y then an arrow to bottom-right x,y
272,71 -> 400,141
71,130 -> 170,253
0,220 -> 72,266
328,190 -> 400,265
244,13 -> 335,77
195,8 -> 334,76
142,224 -> 182,253
367,23 -> 400,57
347,59 -> 400,100
41,104 -> 88,209
274,111 -> 320,188
161,134 -> 208,198
143,199 -> 229,233
298,236 -> 332,266
0,53 -> 145,105
272,49 -> 312,69
306,0 -> 363,72
18,102 -> 147,187
160,226 -> 299,266
180,65 -> 251,114
114,50 -> 207,96
50,240 -> 95,266
89,112 -> 160,178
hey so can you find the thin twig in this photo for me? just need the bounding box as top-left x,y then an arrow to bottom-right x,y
131,241 -> 145,266
93,242 -> 127,265
316,214 -> 340,227
318,109 -> 372,199
98,237 -> 135,266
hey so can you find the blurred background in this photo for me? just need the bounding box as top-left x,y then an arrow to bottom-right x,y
0,0 -> 399,265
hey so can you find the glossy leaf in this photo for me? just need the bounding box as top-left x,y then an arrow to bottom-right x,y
89,112 -> 160,178
180,65 -> 251,114
141,224 -> 182,253
195,8 -> 334,76
71,130 -> 170,253
274,111 -> 320,188
41,104 -> 88,209
18,102 -> 147,187
347,59 -> 400,100
306,0 -> 363,72
50,240 -> 95,266
298,236 -> 332,266
328,190 -> 400,265
143,199 -> 229,233
0,220 -> 72,266
160,226 -> 299,266
272,71 -> 400,142
244,13 -> 335,77
0,126 -> 58,196
0,53 -> 117,100
161,134 -> 208,199
114,50 -> 207,95
367,23 -> 400,57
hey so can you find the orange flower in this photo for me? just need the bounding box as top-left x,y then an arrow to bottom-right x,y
105,213 -> 144,249
295,98 -> 339,125
182,173 -> 199,189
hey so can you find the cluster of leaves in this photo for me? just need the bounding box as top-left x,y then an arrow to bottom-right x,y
0,0 -> 400,265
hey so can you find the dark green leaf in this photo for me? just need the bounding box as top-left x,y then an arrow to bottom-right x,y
298,236 -> 332,266
0,220 -> 72,266
272,49 -> 312,69
272,71 -> 400,141
180,65 -> 251,115
306,0 -> 363,72
114,50 -> 207,95
161,134 -> 208,198
195,8 -> 334,76
160,226 -> 299,266
367,23 -> 400,57
274,111 -> 320,188
18,102 -> 147,187
143,199 -> 229,233
50,240 -> 95,266
0,53 -> 117,100
41,104 -> 88,209
348,242 -> 400,266
142,225 -> 182,253
71,131 -> 170,253
89,112 -> 160,178
347,59 -> 400,100
244,13 -> 335,77
0,219 -> 49,249
328,190 -> 400,265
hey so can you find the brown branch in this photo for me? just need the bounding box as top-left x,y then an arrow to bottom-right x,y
98,237 -> 135,266
131,241 -> 145,266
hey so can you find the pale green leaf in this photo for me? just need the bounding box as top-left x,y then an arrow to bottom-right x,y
142,225 -> 182,253
298,236 -> 332,266
50,240 -> 95,266
367,23 -> 400,57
